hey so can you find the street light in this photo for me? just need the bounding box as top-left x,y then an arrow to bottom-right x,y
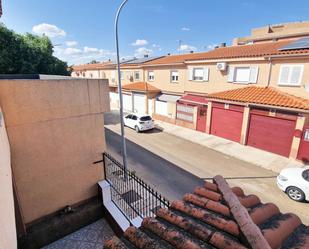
115,0 -> 129,175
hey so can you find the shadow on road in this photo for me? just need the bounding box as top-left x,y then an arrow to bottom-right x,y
202,176 -> 277,180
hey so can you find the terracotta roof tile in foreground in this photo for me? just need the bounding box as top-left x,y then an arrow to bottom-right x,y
104,175 -> 309,249
207,86 -> 309,111
122,82 -> 160,93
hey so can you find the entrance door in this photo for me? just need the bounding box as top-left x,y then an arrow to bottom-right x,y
297,126 -> 309,162
196,106 -> 207,132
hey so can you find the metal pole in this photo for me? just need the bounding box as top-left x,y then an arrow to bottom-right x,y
115,0 -> 129,177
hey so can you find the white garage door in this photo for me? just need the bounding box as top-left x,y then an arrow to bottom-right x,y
109,92 -> 119,109
133,93 -> 145,114
122,94 -> 132,112
155,100 -> 168,116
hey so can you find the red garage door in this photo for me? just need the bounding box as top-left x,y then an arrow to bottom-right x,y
247,112 -> 296,157
210,103 -> 244,142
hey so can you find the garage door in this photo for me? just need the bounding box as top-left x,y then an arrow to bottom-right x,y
247,113 -> 296,157
148,99 -> 153,115
133,93 -> 145,114
210,104 -> 243,142
155,100 -> 168,116
122,93 -> 132,112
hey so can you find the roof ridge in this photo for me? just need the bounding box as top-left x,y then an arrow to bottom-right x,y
268,87 -> 309,107
213,175 -> 271,249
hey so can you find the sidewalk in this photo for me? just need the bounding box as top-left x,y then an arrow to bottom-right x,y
155,120 -> 305,173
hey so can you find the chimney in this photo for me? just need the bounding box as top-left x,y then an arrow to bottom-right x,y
167,53 -> 171,56
220,43 -> 226,48
144,54 -> 149,58
190,51 -> 194,53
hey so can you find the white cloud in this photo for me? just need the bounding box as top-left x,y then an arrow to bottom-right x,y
131,39 -> 148,46
65,41 -> 78,47
54,45 -> 115,65
32,23 -> 66,38
134,47 -> 153,57
206,44 -> 218,50
178,44 -> 197,52
181,27 -> 190,31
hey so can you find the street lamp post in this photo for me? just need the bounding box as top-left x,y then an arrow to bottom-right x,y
115,0 -> 129,176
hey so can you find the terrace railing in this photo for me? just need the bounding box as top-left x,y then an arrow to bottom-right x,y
103,152 -> 170,221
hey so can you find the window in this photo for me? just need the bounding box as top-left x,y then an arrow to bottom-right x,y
140,116 -> 152,121
278,65 -> 303,86
134,71 -> 140,80
111,70 -> 116,83
228,66 -> 259,84
193,68 -> 204,81
189,67 -> 209,82
120,71 -> 124,80
302,170 -> 309,182
171,70 -> 179,82
148,71 -> 154,81
304,129 -> 309,141
132,115 -> 137,120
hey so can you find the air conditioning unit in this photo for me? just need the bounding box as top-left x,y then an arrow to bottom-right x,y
216,62 -> 227,71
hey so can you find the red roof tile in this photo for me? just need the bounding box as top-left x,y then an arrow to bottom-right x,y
104,175 -> 309,249
207,86 -> 309,111
143,40 -> 309,66
122,82 -> 160,93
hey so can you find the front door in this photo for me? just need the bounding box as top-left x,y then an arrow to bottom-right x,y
196,106 -> 207,132
297,126 -> 309,163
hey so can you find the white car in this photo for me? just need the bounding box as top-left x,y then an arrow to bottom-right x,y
277,167 -> 309,202
123,114 -> 154,132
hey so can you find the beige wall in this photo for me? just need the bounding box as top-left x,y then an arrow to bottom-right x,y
72,56 -> 309,100
0,107 -> 17,249
145,66 -> 186,94
269,58 -> 309,98
0,79 -> 110,224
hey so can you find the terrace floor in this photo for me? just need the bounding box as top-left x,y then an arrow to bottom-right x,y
41,218 -> 114,249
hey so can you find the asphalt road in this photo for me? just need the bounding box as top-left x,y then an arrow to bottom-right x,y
105,128 -> 204,201
104,111 -> 309,225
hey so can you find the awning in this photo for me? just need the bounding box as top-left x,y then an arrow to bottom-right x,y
179,94 -> 208,105
157,94 -> 181,103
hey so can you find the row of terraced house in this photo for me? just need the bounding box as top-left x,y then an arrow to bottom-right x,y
72,22 -> 309,162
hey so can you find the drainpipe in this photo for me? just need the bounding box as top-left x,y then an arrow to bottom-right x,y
115,0 -> 129,177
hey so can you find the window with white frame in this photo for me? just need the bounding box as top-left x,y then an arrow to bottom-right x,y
278,65 -> 303,86
193,68 -> 204,81
134,71 -> 140,80
171,70 -> 179,82
228,66 -> 259,84
189,67 -> 209,82
111,70 -> 116,83
120,71 -> 124,80
148,71 -> 154,81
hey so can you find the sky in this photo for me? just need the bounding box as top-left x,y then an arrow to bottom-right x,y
2,0 -> 309,65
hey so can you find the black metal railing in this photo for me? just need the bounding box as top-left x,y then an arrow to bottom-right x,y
103,152 -> 170,221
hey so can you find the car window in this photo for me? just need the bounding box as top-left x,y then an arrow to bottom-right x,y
132,115 -> 137,120
126,115 -> 132,119
302,170 -> 309,182
140,116 -> 152,121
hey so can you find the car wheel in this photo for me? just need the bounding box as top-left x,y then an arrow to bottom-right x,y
135,126 -> 140,133
286,186 -> 305,202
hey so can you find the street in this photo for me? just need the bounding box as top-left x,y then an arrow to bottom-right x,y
104,111 -> 309,225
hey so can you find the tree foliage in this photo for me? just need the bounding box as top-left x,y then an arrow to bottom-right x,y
0,24 -> 70,75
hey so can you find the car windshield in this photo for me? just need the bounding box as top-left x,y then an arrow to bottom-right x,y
140,116 -> 152,121
302,170 -> 309,182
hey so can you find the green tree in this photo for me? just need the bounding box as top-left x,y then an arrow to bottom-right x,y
0,24 -> 70,75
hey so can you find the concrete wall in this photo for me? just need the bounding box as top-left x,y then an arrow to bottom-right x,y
0,78 -> 110,224
0,107 -> 17,249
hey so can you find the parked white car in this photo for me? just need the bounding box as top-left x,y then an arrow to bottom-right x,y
277,167 -> 309,202
123,114 -> 154,132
